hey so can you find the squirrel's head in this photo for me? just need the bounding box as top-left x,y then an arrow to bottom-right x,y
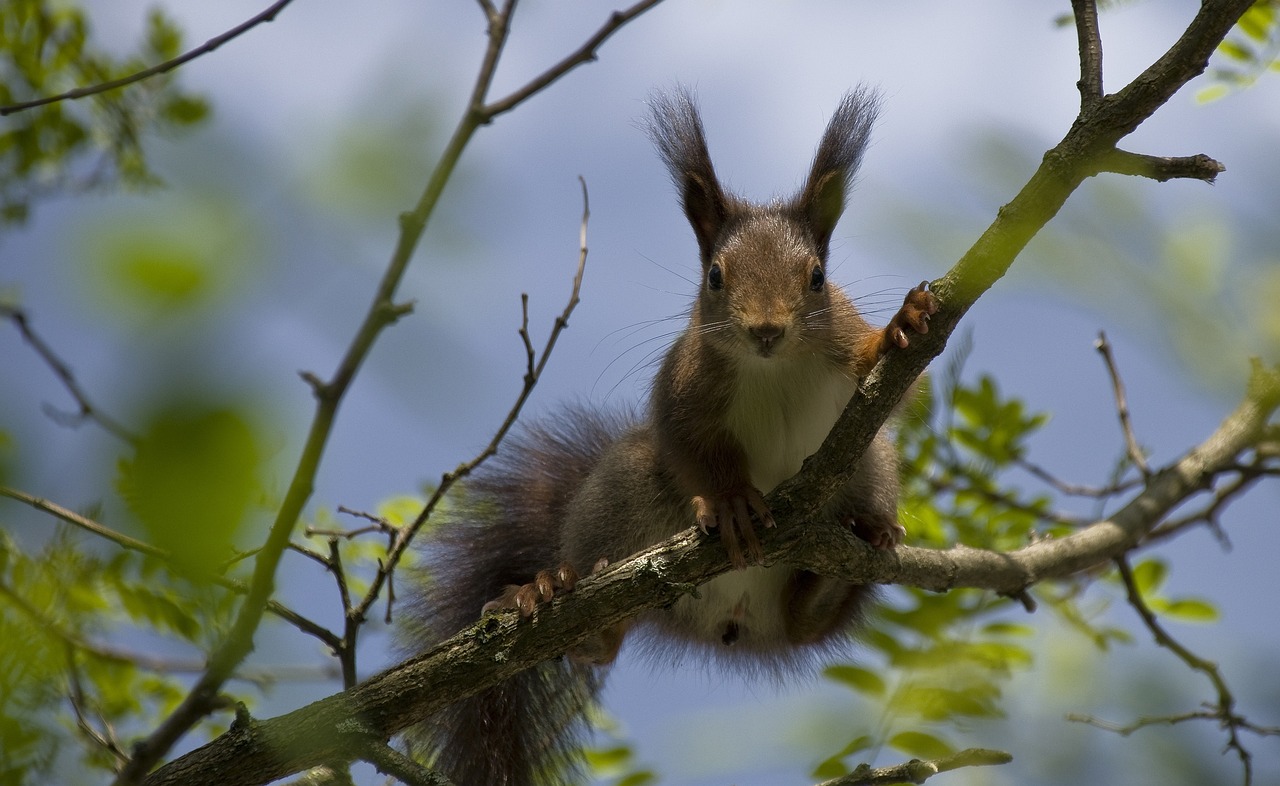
648,86 -> 880,360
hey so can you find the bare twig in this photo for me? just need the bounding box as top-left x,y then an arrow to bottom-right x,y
1071,0 -> 1104,105
1105,557 -> 1259,784
1,305 -> 136,442
1092,149 -> 1225,183
817,747 -> 1012,786
482,0 -> 665,119
0,0 -> 297,116
1013,456 -> 1141,498
1095,331 -> 1150,477
66,649 -> 130,769
349,176 -> 593,629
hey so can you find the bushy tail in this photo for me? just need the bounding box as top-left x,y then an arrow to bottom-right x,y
400,405 -> 632,786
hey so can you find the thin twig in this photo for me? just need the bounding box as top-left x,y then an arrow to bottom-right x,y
482,0 -> 666,119
1095,331 -> 1150,477
66,648 -> 130,768
1,305 -> 136,442
0,486 -> 342,652
0,0 -> 297,116
1013,456 -> 1141,498
1092,149 -> 1225,183
1112,556 -> 1256,784
1071,0 -> 1104,105
350,176 -> 593,628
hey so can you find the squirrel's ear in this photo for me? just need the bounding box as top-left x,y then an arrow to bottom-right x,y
648,87 -> 728,265
797,87 -> 880,259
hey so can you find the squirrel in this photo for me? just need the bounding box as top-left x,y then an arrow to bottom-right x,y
402,86 -> 939,786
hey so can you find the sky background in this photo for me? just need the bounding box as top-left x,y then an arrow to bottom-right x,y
2,1 -> 1279,784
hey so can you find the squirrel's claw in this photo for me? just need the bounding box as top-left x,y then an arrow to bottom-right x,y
884,281 -> 940,351
694,487 -> 772,569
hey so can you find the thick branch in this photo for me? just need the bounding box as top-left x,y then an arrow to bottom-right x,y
143,361 -> 1280,786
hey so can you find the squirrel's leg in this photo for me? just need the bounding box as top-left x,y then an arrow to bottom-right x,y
784,434 -> 903,643
854,281 -> 939,372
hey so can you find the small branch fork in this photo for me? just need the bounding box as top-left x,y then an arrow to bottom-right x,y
1095,331 -> 1151,477
1065,556 -> 1280,786
1,305 -> 136,442
0,0 -> 298,116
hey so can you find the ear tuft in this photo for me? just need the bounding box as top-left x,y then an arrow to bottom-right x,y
648,86 -> 729,265
797,86 -> 881,259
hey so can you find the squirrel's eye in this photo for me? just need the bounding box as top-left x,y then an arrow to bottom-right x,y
708,263 -> 724,291
809,266 -> 825,292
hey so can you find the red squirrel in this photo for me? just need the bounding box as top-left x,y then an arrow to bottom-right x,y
404,86 -> 938,786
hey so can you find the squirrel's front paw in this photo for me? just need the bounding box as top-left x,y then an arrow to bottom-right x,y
885,281 -> 940,350
842,513 -> 906,551
693,487 -> 774,569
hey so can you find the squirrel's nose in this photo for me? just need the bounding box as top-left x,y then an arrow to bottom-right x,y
750,324 -> 785,351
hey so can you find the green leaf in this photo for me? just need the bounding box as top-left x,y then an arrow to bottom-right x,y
1149,597 -> 1220,623
1129,559 -> 1167,595
824,664 -> 886,697
888,730 -> 954,760
614,771 -> 658,786
117,405 -> 263,577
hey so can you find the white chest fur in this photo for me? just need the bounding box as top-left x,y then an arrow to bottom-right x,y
673,357 -> 858,649
723,356 -> 858,493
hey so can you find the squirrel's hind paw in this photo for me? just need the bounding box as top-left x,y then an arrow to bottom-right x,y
482,563 -> 579,617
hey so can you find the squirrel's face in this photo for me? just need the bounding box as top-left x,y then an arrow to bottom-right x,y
698,212 -> 835,361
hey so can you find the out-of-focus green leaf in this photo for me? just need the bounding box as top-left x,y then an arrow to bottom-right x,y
888,730 -> 954,760
1130,559 -> 1168,596
1149,597 -> 1220,623
0,2 -> 208,227
117,405 -> 263,577
825,664 -> 886,697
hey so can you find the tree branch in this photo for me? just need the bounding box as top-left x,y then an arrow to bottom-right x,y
140,364 -> 1279,786
0,0 -> 297,116
1,305 -> 136,442
1071,0 -> 1104,105
138,2 -> 1259,783
818,747 -> 1013,786
112,4 -> 660,780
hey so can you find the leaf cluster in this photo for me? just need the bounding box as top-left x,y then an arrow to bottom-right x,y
0,1 -> 208,225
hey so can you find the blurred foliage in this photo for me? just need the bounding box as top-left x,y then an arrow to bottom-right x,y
0,528 -> 238,783
1204,0 -> 1280,99
584,708 -> 659,786
72,196 -> 262,326
117,403 -> 266,578
0,0 -> 208,227
886,132 -> 1280,396
809,355 -> 1234,779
